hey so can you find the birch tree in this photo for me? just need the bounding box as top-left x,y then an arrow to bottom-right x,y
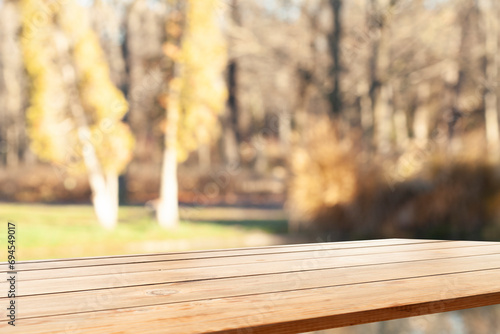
20,0 -> 133,229
157,0 -> 227,228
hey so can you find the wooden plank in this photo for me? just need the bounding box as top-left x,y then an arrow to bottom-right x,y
3,243 -> 500,296
6,252 -> 500,321
2,239 -> 500,334
0,238 -> 443,271
1,267 -> 500,333
1,238 -> 423,265
3,240 -> 491,281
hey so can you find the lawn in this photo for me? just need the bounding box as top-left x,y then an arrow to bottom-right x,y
0,203 -> 288,260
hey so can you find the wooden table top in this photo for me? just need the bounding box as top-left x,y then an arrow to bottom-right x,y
2,238 -> 500,333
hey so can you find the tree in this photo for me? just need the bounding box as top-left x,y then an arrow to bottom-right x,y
447,0 -> 481,145
327,0 -> 343,118
483,0 -> 500,160
157,0 -> 227,228
20,0 -> 133,229
368,0 -> 399,153
125,0 -> 166,162
91,0 -> 127,90
0,0 -> 26,168
222,0 -> 242,167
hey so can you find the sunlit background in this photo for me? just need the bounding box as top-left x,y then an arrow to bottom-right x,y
1,0 -> 500,332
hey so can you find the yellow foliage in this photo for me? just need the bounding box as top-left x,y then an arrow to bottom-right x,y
20,0 -> 133,174
21,0 -> 69,164
172,0 -> 227,162
288,118 -> 359,225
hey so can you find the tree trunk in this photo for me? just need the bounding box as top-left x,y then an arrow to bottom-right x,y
198,142 -> 211,171
358,81 -> 373,136
0,1 -> 24,168
91,0 -> 127,89
374,83 -> 393,153
91,170 -> 119,229
447,0 -> 479,150
223,0 -> 241,167
484,0 -> 500,160
441,60 -> 459,151
394,108 -> 409,150
223,112 -> 240,167
55,30 -> 119,229
125,0 -> 165,162
6,127 -> 19,167
369,0 -> 398,153
279,109 -> 291,154
157,5 -> 184,229
157,83 -> 180,228
413,82 -> 431,147
328,0 -> 343,118
294,67 -> 313,138
223,60 -> 241,167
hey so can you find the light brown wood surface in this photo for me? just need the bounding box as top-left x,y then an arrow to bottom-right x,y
1,238 -> 500,333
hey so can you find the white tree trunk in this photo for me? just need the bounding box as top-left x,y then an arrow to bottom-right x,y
157,144 -> 180,228
157,75 -> 180,228
157,5 -> 185,229
413,82 -> 430,147
78,128 -> 119,230
91,171 -> 119,230
374,84 -> 393,153
55,31 -> 120,229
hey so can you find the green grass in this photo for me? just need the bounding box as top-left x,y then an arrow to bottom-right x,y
0,203 -> 288,260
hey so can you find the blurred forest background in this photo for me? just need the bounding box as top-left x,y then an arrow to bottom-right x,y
2,0 -> 500,332
1,0 -> 500,239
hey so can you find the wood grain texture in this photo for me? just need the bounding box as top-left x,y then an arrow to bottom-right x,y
1,239 -> 500,334
1,240 -> 491,280
0,238 -> 445,272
